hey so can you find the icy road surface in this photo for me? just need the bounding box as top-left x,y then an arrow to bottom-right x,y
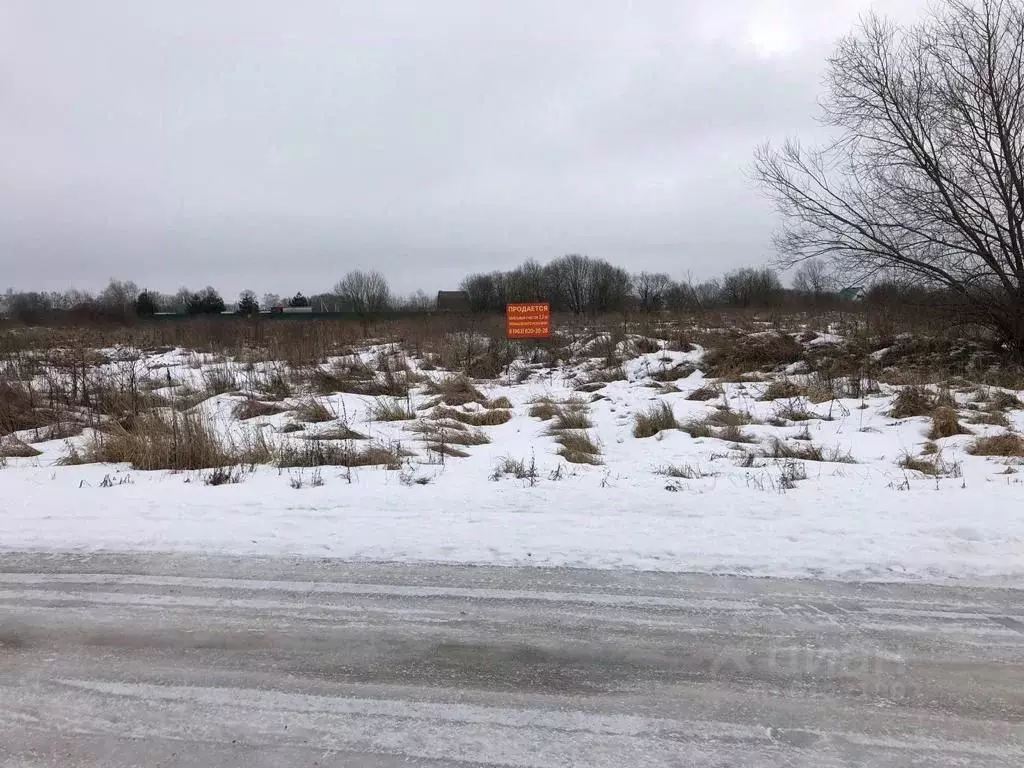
0,553 -> 1022,767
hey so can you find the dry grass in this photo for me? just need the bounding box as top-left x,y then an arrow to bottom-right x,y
967,411 -> 1010,427
889,386 -> 956,419
968,434 -> 1024,456
203,368 -> 237,395
761,380 -> 803,401
899,452 -> 946,476
232,398 -> 286,421
293,398 -> 334,423
553,430 -> 603,464
702,332 -> 805,376
432,406 -> 512,427
408,419 -> 491,446
706,407 -> 757,427
633,402 -> 678,438
686,383 -> 722,401
927,407 -> 968,440
305,425 -> 367,440
655,463 -> 716,479
422,375 -> 486,407
74,410 -> 272,470
767,439 -> 856,463
717,424 -> 755,444
275,440 -> 412,468
0,436 -> 42,458
549,407 -> 592,431
487,396 -> 513,409
371,397 -> 416,421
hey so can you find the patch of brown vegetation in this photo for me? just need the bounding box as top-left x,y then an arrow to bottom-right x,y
553,430 -> 603,464
0,436 -> 42,458
686,383 -> 722,401
232,398 -> 286,421
702,332 -> 804,377
432,406 -> 513,427
968,434 -> 1024,456
633,402 -> 678,438
927,407 -> 969,440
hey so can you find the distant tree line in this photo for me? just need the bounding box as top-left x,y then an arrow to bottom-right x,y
1,257 -> 922,326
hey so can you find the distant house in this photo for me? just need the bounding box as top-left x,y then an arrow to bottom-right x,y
436,290 -> 470,312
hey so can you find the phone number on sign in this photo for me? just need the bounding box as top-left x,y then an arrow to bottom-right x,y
508,326 -> 550,336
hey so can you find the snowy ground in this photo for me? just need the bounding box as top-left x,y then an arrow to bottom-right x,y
2,336 -> 1024,586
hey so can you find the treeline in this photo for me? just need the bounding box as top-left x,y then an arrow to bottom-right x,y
1,255 -> 916,325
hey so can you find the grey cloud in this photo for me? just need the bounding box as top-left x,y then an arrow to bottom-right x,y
0,0 -> 927,297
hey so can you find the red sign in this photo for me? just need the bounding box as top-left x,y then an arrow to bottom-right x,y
506,302 -> 551,339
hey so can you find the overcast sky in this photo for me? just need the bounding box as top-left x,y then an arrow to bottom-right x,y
1,0 -> 926,299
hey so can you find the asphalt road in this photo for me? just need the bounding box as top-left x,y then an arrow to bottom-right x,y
0,552 -> 1022,767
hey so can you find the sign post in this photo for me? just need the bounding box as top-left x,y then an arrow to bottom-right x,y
505,303 -> 551,340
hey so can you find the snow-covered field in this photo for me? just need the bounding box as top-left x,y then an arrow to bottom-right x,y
2,330 -> 1023,586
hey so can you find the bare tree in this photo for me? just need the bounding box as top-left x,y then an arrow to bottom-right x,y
333,270 -> 392,314
755,0 -> 1024,356
791,259 -> 836,295
633,272 -> 672,312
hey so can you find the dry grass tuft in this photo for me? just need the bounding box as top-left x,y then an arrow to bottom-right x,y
293,399 -> 334,423
553,430 -> 603,464
968,434 -> 1024,456
432,406 -> 512,427
372,397 -> 416,422
423,375 -> 486,407
549,407 -> 592,431
927,407 -> 968,440
767,439 -> 856,463
967,411 -> 1010,427
889,386 -> 953,419
233,398 -> 286,421
761,380 -> 803,401
687,383 -> 722,401
487,396 -> 513,410
706,407 -> 757,427
305,425 -> 367,441
680,419 -> 715,439
655,463 -> 716,479
633,402 -> 678,438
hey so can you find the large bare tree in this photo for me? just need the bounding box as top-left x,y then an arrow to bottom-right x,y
755,0 -> 1024,356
